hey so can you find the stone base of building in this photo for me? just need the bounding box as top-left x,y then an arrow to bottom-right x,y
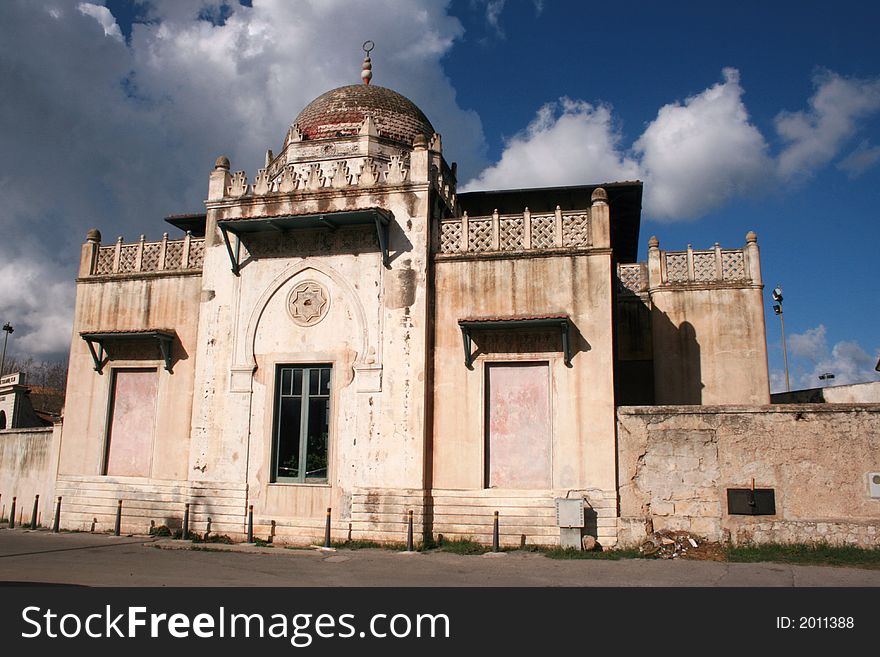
427,487 -> 618,548
52,478 -> 621,548
54,474 -> 248,537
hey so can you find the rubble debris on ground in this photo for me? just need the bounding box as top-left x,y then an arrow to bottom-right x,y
639,530 -> 703,559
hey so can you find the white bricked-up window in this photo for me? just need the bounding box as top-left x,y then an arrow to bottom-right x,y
273,365 -> 331,483
485,362 -> 552,489
104,368 -> 159,477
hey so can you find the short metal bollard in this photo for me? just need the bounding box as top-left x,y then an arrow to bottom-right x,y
31,495 -> 39,530
492,510 -> 500,552
269,520 -> 276,544
205,517 -> 212,539
247,505 -> 254,543
324,507 -> 332,548
53,496 -> 62,533
183,503 -> 190,540
406,509 -> 414,552
8,497 -> 16,529
114,500 -> 122,536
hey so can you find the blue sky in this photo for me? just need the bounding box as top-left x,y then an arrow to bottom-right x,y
0,0 -> 878,391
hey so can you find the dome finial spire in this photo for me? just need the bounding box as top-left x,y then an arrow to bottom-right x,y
361,40 -> 374,85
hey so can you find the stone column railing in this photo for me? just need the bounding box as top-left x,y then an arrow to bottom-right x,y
646,231 -> 760,288
80,230 -> 205,277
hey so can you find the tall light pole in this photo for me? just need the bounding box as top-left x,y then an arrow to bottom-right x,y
771,287 -> 790,392
1,322 -> 13,376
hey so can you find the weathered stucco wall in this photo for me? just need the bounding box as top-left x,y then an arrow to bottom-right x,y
191,166 -> 435,541
617,405 -> 880,547
0,426 -> 60,526
432,248 -> 619,545
650,287 -> 769,405
433,253 -> 616,490
59,272 -> 202,483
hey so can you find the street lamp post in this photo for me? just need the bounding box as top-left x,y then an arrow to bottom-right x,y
771,287 -> 790,393
1,322 -> 13,376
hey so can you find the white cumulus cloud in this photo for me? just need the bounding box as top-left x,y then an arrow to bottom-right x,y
465,67 -> 880,222
635,68 -> 772,219
464,68 -> 772,220
837,139 -> 880,177
0,0 -> 486,357
788,324 -> 828,361
76,2 -> 123,41
775,324 -> 880,391
776,70 -> 880,180
462,99 -> 641,192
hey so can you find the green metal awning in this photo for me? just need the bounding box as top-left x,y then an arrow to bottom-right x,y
217,207 -> 392,275
457,316 -> 572,368
80,330 -> 176,373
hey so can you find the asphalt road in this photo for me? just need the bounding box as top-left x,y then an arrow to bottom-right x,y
0,528 -> 877,587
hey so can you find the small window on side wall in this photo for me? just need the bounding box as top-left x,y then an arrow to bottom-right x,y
273,364 -> 331,483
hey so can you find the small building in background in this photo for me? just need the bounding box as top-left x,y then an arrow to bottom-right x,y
0,373 -> 56,430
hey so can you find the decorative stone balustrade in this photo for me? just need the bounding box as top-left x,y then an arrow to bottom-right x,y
616,262 -> 646,295
210,153 -> 457,213
437,207 -> 591,255
658,243 -> 750,285
87,232 -> 204,277
430,161 -> 457,213
617,232 -> 762,294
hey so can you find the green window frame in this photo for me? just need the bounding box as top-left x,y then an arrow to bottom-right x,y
272,364 -> 332,483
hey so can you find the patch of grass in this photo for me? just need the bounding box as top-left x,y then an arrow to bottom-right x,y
149,525 -> 172,537
329,539 -> 416,551
173,528 -> 201,540
436,538 -> 489,555
200,533 -> 234,545
330,539 -> 386,550
726,542 -> 880,569
253,538 -> 274,547
542,547 -> 645,560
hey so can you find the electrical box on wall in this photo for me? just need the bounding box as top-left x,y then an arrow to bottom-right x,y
555,498 -> 585,550
555,498 -> 585,527
868,472 -> 880,499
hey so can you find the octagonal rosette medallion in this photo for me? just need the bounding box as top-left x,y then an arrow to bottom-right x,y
287,281 -> 330,327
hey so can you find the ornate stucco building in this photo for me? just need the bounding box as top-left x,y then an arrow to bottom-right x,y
49,55 -> 777,548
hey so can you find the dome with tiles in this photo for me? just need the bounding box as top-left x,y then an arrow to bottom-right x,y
292,84 -> 434,146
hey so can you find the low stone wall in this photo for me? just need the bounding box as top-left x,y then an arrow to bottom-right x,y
617,404 -> 880,548
0,425 -> 60,527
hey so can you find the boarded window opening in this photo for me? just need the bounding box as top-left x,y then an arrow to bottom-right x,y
485,362 -> 551,489
104,368 -> 158,477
